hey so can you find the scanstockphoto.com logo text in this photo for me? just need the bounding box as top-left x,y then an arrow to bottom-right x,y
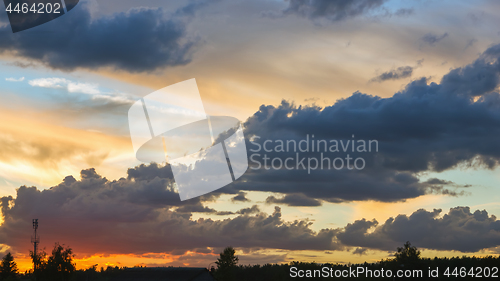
249,134 -> 378,174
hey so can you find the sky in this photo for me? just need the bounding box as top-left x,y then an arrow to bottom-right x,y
0,0 -> 500,272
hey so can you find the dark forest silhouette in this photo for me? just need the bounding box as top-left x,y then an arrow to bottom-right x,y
213,243 -> 499,281
0,242 -> 498,280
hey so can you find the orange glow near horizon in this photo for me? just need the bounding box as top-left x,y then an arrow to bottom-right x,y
11,248 -> 499,273
13,251 -> 220,272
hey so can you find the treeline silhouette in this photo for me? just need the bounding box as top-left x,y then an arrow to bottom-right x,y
0,241 -> 498,280
213,243 -> 499,281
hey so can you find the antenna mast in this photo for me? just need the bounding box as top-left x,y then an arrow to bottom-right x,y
31,219 -> 40,271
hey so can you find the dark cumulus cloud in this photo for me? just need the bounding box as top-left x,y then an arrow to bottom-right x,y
421,32 -> 449,46
231,43 -> 500,204
266,193 -> 322,206
0,165 -> 497,255
0,166 -> 341,257
231,192 -> 250,202
337,207 -> 500,252
283,0 -> 387,21
370,65 -> 413,82
176,202 -> 260,216
233,167 -> 442,204
352,247 -> 368,255
0,1 -> 197,72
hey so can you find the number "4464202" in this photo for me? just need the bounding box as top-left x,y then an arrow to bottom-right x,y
5,2 -> 62,14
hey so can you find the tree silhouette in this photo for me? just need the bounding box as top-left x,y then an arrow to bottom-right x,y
216,246 -> 239,270
395,241 -> 421,264
31,243 -> 75,281
0,252 -> 18,281
215,247 -> 239,281
29,249 -> 46,274
46,243 -> 75,281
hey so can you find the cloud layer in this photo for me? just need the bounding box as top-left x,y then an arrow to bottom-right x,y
283,0 -> 387,21
0,166 -> 340,257
338,207 -> 500,252
228,43 -> 500,205
421,32 -> 449,46
0,167 -> 497,257
0,2 -> 197,72
370,66 -> 413,82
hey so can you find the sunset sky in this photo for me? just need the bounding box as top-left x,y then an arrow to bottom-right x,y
1,0 -> 500,272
